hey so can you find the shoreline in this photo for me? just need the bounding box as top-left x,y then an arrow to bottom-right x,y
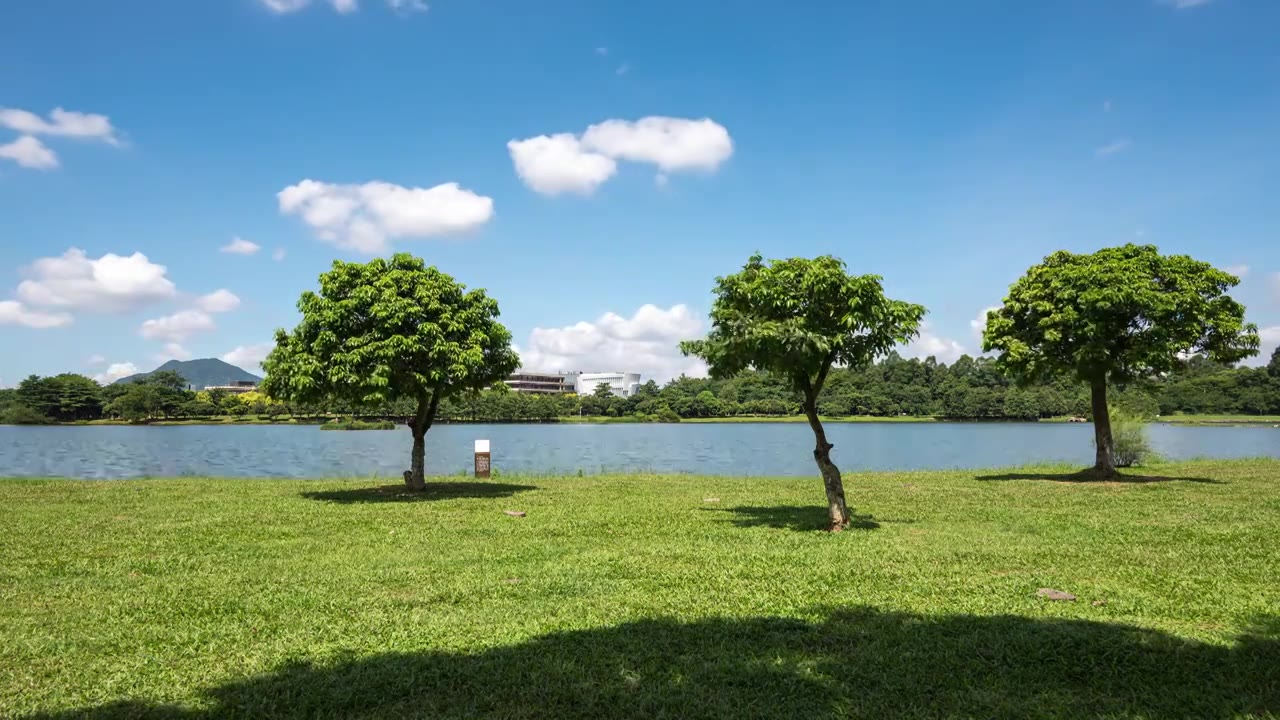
4,413 -> 1278,427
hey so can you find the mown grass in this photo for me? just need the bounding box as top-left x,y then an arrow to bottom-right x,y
2,460 -> 1278,718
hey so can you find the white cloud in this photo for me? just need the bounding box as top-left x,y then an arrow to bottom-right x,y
197,289 -> 241,313
581,117 -> 733,172
0,107 -> 120,145
272,248 -> 287,261
139,310 -> 215,342
1223,264 -> 1249,278
154,343 -> 192,363
1095,139 -> 1131,157
1159,0 -> 1213,8
221,237 -> 261,255
0,300 -> 73,329
16,248 -> 176,312
0,136 -> 58,170
260,0 -> 425,13
87,354 -> 106,365
901,323 -> 966,364
518,304 -> 707,382
510,116 -> 733,195
507,135 -> 617,196
1259,326 -> 1280,343
278,179 -> 494,253
93,362 -> 139,385
222,343 -> 274,372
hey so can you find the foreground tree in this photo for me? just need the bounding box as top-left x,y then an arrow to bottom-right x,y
262,254 -> 520,490
681,254 -> 925,530
983,244 -> 1257,477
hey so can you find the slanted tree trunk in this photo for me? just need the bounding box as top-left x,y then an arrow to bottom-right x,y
803,395 -> 850,531
1090,376 -> 1117,478
404,388 -> 442,491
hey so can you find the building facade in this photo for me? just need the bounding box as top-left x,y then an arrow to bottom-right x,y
504,372 -> 574,394
205,380 -> 259,395
575,372 -> 642,398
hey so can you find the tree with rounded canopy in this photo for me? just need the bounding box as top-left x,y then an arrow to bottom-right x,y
983,244 -> 1258,477
681,254 -> 925,530
262,254 -> 520,490
1269,347 -> 1280,379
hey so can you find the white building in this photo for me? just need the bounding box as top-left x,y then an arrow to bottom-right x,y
575,372 -> 642,398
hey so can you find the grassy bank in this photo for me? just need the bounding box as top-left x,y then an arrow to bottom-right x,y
3,460 -> 1278,718
1158,414 -> 1280,425
559,414 -> 937,424
320,419 -> 397,431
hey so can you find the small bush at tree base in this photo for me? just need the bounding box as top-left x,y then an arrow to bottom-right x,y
1106,408 -> 1155,468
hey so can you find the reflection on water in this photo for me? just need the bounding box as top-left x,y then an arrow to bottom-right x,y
0,422 -> 1276,479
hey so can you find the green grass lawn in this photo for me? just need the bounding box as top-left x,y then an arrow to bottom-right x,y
2,460 -> 1278,718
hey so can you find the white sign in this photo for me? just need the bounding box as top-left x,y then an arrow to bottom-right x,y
474,439 -> 490,453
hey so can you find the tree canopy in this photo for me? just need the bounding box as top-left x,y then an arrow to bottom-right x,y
983,244 -> 1258,475
682,253 -> 924,529
262,254 -> 519,489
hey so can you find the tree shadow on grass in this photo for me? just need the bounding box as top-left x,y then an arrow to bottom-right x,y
301,482 -> 538,504
29,607 -> 1278,719
706,505 -> 881,531
976,469 -> 1220,484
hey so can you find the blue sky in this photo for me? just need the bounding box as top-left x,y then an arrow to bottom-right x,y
2,0 -> 1278,385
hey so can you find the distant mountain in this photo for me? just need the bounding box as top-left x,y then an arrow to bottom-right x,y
115,358 -> 262,390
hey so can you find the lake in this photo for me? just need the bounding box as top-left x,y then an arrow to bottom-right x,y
1,421 -> 1277,479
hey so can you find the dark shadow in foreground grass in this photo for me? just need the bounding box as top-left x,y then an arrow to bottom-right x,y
712,505 -> 881,531
301,482 -> 538,504
29,607 -> 1277,719
976,469 -> 1220,484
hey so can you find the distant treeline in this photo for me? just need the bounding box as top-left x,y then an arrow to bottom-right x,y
3,348 -> 1278,425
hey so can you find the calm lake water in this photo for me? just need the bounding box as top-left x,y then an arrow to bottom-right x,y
0,422 -> 1277,479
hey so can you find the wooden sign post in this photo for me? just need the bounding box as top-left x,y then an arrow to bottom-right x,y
474,439 -> 491,479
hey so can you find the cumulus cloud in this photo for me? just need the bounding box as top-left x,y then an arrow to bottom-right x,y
197,289 -> 241,313
222,343 -> 274,372
1095,139 -> 1131,157
139,310 -> 215,342
278,179 -> 495,253
0,300 -> 73,329
0,107 -> 120,145
509,116 -> 733,195
154,343 -> 192,363
0,136 -> 58,170
93,362 -> 139,385
16,249 -> 176,312
1224,264 -> 1249,278
260,0 -> 425,13
272,248 -> 287,261
517,304 -> 707,382
507,134 -> 617,196
901,323 -> 966,364
87,354 -> 106,365
221,237 -> 261,255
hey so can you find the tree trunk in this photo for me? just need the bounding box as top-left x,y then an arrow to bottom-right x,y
403,389 -> 441,491
406,428 -> 426,491
1090,377 -> 1117,478
803,398 -> 850,531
